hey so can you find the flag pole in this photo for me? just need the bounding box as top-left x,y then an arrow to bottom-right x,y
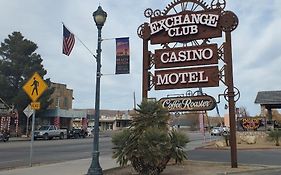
62,22 -> 96,59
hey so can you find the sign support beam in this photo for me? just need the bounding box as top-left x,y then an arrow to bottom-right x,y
142,23 -> 150,100
225,31 -> 238,168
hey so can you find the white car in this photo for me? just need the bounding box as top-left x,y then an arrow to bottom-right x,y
86,127 -> 94,137
210,127 -> 223,136
222,126 -> 230,133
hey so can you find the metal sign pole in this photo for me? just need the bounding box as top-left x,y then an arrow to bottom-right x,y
29,109 -> 35,167
26,117 -> 29,136
22,72 -> 47,167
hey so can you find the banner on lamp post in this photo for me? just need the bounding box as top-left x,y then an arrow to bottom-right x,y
115,37 -> 130,74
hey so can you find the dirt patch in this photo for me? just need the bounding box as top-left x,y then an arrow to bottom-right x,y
103,160 -> 270,175
104,131 -> 281,174
203,137 -> 281,150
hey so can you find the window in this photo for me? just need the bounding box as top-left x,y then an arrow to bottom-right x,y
116,121 -> 121,127
64,97 -> 68,108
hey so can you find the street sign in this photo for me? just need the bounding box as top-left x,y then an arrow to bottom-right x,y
31,102 -> 40,110
23,72 -> 48,102
23,105 -> 33,118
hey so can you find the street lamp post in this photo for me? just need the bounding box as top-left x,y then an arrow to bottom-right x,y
87,5 -> 107,175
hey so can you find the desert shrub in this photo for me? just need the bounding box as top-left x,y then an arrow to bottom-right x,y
112,100 -> 189,175
268,128 -> 281,146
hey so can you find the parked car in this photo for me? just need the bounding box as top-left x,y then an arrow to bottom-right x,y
87,127 -> 94,137
210,127 -> 223,136
0,131 -> 9,142
67,128 -> 88,139
34,125 -> 67,140
222,126 -> 230,133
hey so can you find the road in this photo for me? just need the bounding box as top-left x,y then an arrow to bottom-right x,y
0,137 -> 112,170
187,148 -> 281,166
1,131 -> 281,172
0,131 -> 208,170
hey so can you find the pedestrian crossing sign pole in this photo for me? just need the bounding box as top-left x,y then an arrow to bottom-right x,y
22,72 -> 48,167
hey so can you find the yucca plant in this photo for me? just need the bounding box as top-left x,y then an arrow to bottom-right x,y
112,100 -> 189,175
268,128 -> 281,146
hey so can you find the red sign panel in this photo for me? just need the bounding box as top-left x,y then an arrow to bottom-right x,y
155,66 -> 219,90
149,9 -> 222,44
155,44 -> 218,69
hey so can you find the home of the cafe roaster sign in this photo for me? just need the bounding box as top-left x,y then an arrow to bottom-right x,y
159,95 -> 216,112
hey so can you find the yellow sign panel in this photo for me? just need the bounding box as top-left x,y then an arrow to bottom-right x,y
23,72 -> 48,102
31,102 -> 40,110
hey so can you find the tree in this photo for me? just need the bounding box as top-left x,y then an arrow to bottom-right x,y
0,32 -> 53,132
272,110 -> 281,123
268,129 -> 281,146
112,100 -> 189,175
238,106 -> 250,117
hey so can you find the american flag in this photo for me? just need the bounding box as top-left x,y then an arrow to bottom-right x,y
62,25 -> 75,56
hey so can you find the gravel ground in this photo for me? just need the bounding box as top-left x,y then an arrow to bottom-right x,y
103,160 -> 275,175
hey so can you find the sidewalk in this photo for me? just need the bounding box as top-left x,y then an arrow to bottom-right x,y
0,157 -> 118,175
2,157 -> 281,175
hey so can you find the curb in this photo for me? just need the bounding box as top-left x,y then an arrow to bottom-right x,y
102,160 -> 281,175
178,160 -> 281,175
218,166 -> 281,175
7,134 -> 110,142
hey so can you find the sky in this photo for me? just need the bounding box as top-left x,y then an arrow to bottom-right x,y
0,0 -> 280,117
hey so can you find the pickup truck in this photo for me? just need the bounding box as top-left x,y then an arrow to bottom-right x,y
34,125 -> 67,140
67,128 -> 88,139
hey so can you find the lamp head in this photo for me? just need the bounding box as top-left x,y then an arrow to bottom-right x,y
93,6 -> 107,28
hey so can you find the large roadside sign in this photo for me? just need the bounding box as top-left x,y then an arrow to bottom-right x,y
22,72 -> 48,102
139,0 -> 239,168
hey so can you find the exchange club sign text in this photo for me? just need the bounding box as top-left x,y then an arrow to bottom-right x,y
159,95 -> 216,112
149,9 -> 222,44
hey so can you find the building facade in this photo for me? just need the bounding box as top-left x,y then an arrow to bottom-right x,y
39,82 -> 132,131
48,82 -> 73,110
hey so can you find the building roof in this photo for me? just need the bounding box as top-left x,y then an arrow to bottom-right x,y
75,109 -> 133,117
255,91 -> 281,105
41,109 -> 86,118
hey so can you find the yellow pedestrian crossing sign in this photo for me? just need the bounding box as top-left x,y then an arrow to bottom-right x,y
23,72 -> 48,102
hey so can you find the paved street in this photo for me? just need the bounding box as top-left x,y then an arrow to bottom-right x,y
1,131 -> 281,175
187,148 -> 281,166
0,131 -> 208,170
0,137 -> 112,170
